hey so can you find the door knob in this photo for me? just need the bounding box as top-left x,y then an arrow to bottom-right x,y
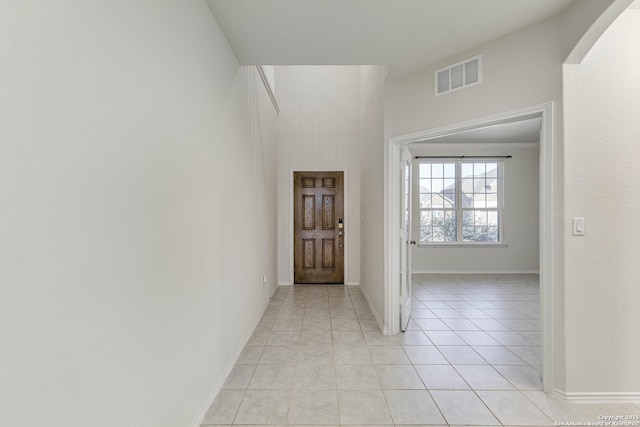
410,240 -> 417,245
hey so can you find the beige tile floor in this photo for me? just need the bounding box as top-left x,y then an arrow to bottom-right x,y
202,274 -> 640,426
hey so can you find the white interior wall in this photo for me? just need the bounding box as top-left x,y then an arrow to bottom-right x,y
0,3 -> 278,426
384,16 -> 564,138
563,8 -> 640,395
358,66 -> 386,325
276,66 -> 361,286
409,145 -> 539,273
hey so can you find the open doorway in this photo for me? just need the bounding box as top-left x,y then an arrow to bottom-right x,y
385,103 -> 553,392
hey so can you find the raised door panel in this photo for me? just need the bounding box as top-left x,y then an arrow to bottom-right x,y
303,195 -> 316,230
303,239 -> 315,269
322,239 -> 335,269
302,177 -> 316,188
322,177 -> 335,188
322,195 -> 335,230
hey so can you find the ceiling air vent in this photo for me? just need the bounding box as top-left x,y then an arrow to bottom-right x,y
435,55 -> 482,96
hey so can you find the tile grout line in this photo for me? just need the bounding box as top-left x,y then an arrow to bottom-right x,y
209,274 -> 547,426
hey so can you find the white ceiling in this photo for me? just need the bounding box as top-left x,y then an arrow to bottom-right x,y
410,116 -> 541,148
207,0 -> 575,79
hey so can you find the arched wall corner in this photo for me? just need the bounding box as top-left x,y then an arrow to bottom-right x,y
564,0 -> 634,64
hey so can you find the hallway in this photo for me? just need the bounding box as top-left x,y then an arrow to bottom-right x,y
201,275 -> 639,426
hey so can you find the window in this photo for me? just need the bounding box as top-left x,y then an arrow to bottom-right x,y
418,159 -> 503,244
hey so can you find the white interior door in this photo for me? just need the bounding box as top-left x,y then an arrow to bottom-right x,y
400,149 -> 413,331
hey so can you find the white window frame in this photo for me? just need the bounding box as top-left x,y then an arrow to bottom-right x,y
417,158 -> 505,246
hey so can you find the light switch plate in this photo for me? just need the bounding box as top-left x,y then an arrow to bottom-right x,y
572,217 -> 585,236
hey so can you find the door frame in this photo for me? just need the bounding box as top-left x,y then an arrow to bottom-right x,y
384,103 -> 554,393
290,168 -> 348,285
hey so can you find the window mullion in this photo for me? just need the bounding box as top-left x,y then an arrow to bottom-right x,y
499,161 -> 504,242
456,161 -> 462,242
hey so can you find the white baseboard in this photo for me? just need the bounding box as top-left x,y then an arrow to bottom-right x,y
190,300 -> 269,427
553,389 -> 640,403
270,283 -> 279,297
358,284 -> 385,333
278,282 -> 360,286
412,269 -> 540,275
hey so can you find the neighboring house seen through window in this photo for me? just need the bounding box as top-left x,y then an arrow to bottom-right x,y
419,160 -> 503,244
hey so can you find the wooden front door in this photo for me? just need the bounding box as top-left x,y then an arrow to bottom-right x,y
294,172 -> 344,284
